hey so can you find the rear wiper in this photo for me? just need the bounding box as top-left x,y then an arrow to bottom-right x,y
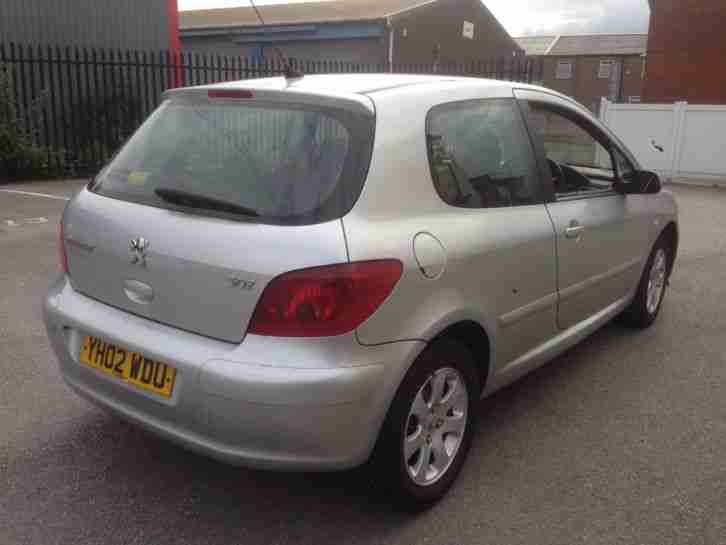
154,187 -> 260,217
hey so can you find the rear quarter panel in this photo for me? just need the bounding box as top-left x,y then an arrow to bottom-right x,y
345,81 -> 559,374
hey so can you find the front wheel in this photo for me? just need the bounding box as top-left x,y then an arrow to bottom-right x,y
371,338 -> 480,510
620,237 -> 672,328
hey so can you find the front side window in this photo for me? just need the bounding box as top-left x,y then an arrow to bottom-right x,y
613,147 -> 636,180
90,98 -> 375,225
426,99 -> 541,209
526,102 -> 615,197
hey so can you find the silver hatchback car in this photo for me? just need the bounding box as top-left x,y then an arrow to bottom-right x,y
45,74 -> 678,507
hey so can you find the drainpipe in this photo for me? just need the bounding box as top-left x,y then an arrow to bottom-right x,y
387,18 -> 395,73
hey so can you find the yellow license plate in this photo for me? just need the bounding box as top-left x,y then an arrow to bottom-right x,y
79,335 -> 177,398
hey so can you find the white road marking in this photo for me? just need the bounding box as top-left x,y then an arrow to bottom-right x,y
4,217 -> 50,227
0,189 -> 70,201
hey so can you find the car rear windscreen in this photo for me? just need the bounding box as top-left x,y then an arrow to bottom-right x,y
90,98 -> 375,225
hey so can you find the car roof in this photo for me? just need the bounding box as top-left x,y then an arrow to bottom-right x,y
177,74 -> 581,114
193,74 -> 504,96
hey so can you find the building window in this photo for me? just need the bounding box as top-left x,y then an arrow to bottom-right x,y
598,59 -> 615,79
556,60 -> 572,80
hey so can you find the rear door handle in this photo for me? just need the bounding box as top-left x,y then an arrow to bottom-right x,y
565,222 -> 585,239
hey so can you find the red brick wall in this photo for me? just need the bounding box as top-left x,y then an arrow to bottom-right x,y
644,0 -> 726,104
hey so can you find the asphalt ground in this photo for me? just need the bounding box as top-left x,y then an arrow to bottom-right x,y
1,180 -> 725,545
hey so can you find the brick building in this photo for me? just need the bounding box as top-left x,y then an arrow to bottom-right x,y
643,0 -> 726,104
180,0 -> 522,67
517,34 -> 647,113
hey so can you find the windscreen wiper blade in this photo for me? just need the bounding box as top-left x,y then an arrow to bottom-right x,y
154,187 -> 260,217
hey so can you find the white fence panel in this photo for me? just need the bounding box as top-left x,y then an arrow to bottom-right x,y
605,103 -> 675,174
600,99 -> 726,181
678,106 -> 726,177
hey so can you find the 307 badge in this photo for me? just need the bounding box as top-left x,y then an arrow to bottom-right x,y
79,336 -> 176,398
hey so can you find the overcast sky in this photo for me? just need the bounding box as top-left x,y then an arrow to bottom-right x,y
178,0 -> 651,36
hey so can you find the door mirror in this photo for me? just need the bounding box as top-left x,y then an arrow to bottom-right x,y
613,170 -> 662,195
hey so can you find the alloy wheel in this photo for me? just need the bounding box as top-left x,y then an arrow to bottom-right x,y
646,248 -> 667,314
403,367 -> 468,486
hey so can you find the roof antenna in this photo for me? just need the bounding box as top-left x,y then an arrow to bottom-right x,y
249,0 -> 304,80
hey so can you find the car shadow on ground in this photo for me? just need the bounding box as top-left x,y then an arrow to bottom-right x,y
8,320 -> 648,543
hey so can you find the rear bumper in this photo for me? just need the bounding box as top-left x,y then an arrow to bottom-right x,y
44,275 -> 422,470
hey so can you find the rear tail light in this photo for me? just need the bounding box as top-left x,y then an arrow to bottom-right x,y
248,260 -> 403,337
59,222 -> 69,274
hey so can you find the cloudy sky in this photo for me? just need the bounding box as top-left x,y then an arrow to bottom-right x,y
178,0 -> 651,36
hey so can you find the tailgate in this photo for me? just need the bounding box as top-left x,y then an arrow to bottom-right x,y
63,189 -> 348,343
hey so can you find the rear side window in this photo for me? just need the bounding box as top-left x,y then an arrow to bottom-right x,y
426,99 -> 541,209
91,98 -> 375,225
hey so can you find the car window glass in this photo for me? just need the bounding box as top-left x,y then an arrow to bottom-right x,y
527,102 -> 615,196
427,99 -> 541,208
91,99 -> 375,225
613,147 -> 635,181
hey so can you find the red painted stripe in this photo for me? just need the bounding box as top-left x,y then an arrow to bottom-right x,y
167,0 -> 182,86
167,0 -> 181,53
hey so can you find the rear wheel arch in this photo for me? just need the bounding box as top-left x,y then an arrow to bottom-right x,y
427,320 -> 491,395
369,331 -> 485,507
368,320 -> 491,464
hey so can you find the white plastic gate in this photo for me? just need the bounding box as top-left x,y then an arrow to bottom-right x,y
600,98 -> 726,181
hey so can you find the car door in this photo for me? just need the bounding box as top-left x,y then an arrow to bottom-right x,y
422,97 -> 559,367
516,89 -> 652,330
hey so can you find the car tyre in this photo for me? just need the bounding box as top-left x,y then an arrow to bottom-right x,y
371,338 -> 480,511
620,235 -> 673,329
